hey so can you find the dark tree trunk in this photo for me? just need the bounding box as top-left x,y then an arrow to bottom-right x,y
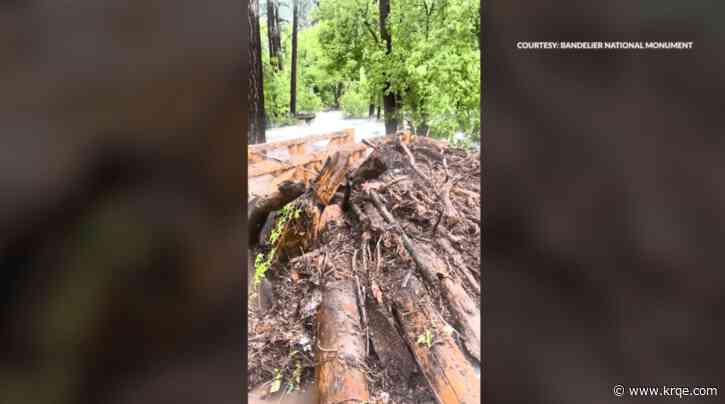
290,0 -> 299,115
369,102 -> 375,118
379,0 -> 399,134
475,3 -> 481,51
249,0 -> 266,144
376,98 -> 381,120
267,0 -> 282,71
334,82 -> 343,109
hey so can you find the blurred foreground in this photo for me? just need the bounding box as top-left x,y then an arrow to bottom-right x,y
1,1 -> 244,403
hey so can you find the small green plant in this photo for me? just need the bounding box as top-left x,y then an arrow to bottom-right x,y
254,250 -> 274,287
254,203 -> 301,287
416,328 -> 434,349
286,361 -> 303,393
269,368 -> 283,394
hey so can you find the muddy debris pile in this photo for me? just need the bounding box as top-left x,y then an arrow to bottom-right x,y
248,133 -> 481,404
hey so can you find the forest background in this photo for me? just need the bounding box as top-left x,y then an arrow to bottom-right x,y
248,0 -> 481,148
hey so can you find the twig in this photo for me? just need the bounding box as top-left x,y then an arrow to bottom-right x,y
353,272 -> 369,356
361,241 -> 368,273
375,235 -> 382,273
361,138 -> 379,150
380,176 -> 406,191
398,138 -> 435,189
401,268 -> 414,288
352,248 -> 358,274
320,248 -> 329,280
367,189 -> 439,285
431,208 -> 444,235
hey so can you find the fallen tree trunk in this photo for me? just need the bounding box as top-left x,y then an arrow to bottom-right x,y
438,238 -> 481,296
365,297 -> 418,383
316,279 -> 370,404
390,275 -> 481,404
247,180 -> 305,244
272,151 -> 353,260
350,146 -> 387,187
254,152 -> 371,402
315,207 -> 369,403
368,189 -> 481,363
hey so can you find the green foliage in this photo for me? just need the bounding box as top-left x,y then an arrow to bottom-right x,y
416,328 -> 434,349
254,202 -> 301,286
340,90 -> 368,118
258,0 -> 481,138
298,86 -> 323,112
315,0 -> 480,140
286,360 -> 303,393
254,250 -> 274,287
340,85 -> 369,118
269,368 -> 282,394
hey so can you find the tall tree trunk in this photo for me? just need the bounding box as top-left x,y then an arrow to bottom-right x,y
334,82 -> 343,109
369,101 -> 375,118
376,96 -> 381,120
267,0 -> 282,71
249,0 -> 266,144
290,0 -> 299,116
379,0 -> 399,134
475,3 -> 481,51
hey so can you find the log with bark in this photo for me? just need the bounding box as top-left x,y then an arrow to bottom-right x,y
367,189 -> 481,363
390,275 -> 481,404
316,279 -> 370,404
270,150 -> 352,260
312,190 -> 370,403
247,180 -> 305,244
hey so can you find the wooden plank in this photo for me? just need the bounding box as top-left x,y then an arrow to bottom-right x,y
249,143 -> 367,179
249,130 -> 352,154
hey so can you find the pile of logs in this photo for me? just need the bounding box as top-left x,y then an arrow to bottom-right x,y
248,132 -> 481,403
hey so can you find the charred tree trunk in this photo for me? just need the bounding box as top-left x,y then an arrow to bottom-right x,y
266,0 -> 282,71
379,0 -> 399,134
290,0 -> 299,115
248,0 -> 266,144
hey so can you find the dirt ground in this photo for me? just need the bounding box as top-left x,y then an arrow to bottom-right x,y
247,139 -> 480,403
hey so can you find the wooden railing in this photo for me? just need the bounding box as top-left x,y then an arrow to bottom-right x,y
248,129 -> 366,197
247,129 -> 419,198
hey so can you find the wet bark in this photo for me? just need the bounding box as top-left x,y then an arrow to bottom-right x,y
272,150 -> 353,260
390,276 -> 481,404
247,180 -> 305,245
316,279 -> 370,404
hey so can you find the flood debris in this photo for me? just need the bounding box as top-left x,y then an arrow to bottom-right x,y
248,132 -> 480,403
